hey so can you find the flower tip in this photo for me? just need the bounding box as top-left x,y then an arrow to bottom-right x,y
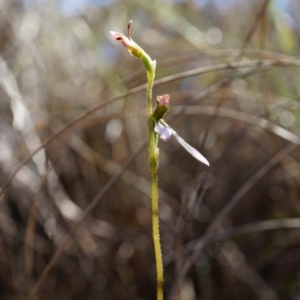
157,94 -> 170,106
203,159 -> 210,167
110,31 -> 119,40
128,20 -> 133,38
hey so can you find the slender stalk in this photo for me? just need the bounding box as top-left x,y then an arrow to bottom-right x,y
151,164 -> 163,300
146,65 -> 164,300
110,23 -> 164,299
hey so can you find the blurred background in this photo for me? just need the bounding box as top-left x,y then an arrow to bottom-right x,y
1,0 -> 300,299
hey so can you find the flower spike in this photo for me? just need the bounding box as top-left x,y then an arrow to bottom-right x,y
110,22 -> 164,300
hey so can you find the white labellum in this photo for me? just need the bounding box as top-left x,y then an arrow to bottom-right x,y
155,121 -> 210,166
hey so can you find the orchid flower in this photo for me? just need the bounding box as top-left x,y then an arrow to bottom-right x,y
110,20 -> 154,72
153,95 -> 210,166
110,20 -> 143,58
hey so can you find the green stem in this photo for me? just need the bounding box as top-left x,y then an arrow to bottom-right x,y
146,64 -> 164,300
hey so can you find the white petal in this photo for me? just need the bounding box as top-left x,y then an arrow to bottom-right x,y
172,131 -> 210,166
154,122 -> 173,141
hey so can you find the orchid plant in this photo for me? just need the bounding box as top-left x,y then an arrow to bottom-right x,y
111,21 -> 209,300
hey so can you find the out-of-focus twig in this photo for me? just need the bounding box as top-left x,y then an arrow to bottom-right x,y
2,58 -> 297,199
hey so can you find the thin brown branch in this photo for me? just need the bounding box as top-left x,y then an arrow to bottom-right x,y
3,58 -> 298,199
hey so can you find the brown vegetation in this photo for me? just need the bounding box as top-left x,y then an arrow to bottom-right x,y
0,0 -> 300,299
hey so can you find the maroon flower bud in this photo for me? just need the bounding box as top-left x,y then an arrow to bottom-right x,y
153,94 -> 170,122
